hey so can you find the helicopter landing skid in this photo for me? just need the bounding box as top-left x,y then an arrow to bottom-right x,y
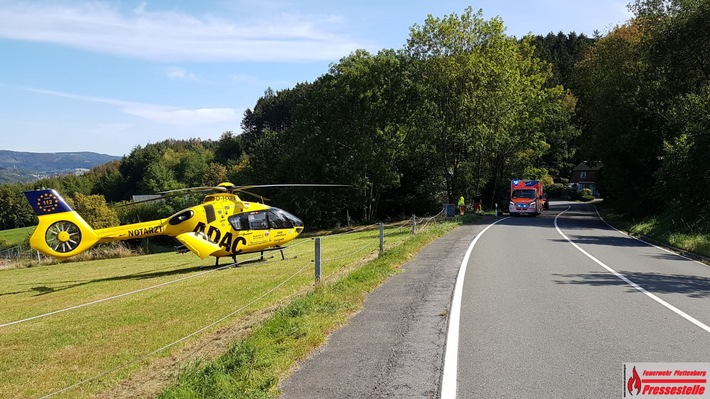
212,247 -> 287,268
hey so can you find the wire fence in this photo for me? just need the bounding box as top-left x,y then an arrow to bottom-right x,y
0,245 -> 38,264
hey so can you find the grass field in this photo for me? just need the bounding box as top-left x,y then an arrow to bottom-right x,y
0,226 -> 34,247
0,220 -> 454,399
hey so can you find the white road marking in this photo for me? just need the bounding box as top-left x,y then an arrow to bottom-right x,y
440,218 -> 508,399
555,206 -> 710,334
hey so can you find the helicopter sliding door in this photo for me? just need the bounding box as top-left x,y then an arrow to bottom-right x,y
227,208 -> 303,250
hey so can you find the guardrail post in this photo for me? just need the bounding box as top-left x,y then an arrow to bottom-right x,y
412,214 -> 416,235
379,222 -> 384,257
314,237 -> 321,286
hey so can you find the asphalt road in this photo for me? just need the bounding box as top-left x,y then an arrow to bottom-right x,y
279,220 -> 490,398
279,203 -> 710,398
453,203 -> 710,398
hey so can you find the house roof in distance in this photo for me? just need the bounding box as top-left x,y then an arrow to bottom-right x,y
572,161 -> 603,171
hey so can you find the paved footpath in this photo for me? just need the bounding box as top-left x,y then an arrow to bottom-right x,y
279,221 -> 490,398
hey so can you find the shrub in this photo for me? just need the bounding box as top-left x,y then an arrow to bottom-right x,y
571,188 -> 594,201
545,183 -> 568,199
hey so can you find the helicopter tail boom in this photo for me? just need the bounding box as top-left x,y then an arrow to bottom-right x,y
24,189 -> 99,258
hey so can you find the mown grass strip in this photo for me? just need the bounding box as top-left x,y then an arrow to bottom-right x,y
158,221 -> 458,399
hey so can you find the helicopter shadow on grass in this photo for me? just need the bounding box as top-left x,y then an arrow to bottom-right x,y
15,255 -> 277,297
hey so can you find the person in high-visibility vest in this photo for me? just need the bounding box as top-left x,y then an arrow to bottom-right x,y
457,195 -> 465,215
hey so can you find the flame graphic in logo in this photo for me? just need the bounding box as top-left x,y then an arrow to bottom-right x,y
627,366 -> 642,395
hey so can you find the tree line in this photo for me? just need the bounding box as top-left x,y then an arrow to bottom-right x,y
1,1 -> 707,234
575,0 -> 709,227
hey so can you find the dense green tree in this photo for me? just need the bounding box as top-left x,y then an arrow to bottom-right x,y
140,161 -> 183,193
87,160 -> 126,202
0,184 -> 35,230
574,22 -> 661,214
640,0 -> 710,220
243,49 -> 419,223
69,193 -> 120,229
575,0 -> 710,219
241,85 -> 312,152
119,142 -> 170,196
214,131 -> 244,166
172,144 -> 214,187
530,32 -> 596,90
31,173 -> 95,197
656,88 -> 710,216
406,7 -> 575,207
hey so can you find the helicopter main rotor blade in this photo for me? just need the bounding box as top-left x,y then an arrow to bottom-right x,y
228,184 -> 351,192
115,190 -> 208,207
118,183 -> 349,207
157,186 -> 228,195
235,189 -> 271,202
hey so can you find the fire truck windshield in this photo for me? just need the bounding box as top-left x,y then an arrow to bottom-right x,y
512,190 -> 536,199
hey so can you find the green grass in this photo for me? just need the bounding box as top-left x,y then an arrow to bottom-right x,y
598,206 -> 710,259
0,226 -> 34,247
0,220 -> 459,399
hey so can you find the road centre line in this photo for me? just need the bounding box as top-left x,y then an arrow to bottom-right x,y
555,206 -> 710,334
440,217 -> 508,399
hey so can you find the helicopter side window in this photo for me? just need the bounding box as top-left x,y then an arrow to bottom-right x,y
248,212 -> 269,230
229,210 -> 296,231
168,210 -> 194,226
267,209 -> 293,229
228,214 -> 250,231
228,211 -> 268,230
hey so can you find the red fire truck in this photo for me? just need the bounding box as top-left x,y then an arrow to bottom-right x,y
509,180 -> 544,216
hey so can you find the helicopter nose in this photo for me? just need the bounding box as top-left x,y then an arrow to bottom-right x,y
287,214 -> 303,234
291,216 -> 304,233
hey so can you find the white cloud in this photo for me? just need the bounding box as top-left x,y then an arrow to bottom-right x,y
166,67 -> 197,80
0,2 -> 370,62
22,86 -> 242,126
123,107 -> 241,125
230,73 -> 260,84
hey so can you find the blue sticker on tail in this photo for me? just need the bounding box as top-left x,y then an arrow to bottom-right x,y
24,190 -> 73,215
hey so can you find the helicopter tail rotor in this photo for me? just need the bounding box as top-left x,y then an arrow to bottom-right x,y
24,190 -> 100,258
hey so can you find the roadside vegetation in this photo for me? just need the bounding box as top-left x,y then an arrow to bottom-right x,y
599,205 -> 710,260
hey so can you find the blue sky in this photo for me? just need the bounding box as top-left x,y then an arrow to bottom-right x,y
0,0 -> 632,156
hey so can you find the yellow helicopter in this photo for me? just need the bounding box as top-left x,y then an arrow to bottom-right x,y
24,183 -> 344,266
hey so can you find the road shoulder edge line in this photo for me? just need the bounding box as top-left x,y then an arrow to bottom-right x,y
554,206 -> 710,335
440,217 -> 508,399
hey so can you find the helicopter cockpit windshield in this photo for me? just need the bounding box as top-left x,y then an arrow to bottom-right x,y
228,207 -> 303,231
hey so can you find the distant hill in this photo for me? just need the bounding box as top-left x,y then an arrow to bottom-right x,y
0,150 -> 121,184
